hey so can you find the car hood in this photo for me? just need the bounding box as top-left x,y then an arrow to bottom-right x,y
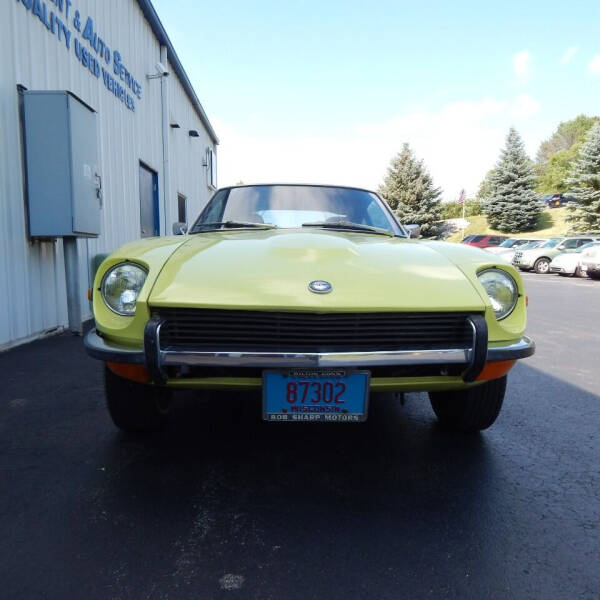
148,229 -> 487,312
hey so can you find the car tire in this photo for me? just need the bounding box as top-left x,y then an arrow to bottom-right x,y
533,257 -> 550,274
588,272 -> 600,280
104,366 -> 171,432
429,376 -> 507,433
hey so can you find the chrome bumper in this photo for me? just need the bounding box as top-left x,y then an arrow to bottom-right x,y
84,317 -> 535,385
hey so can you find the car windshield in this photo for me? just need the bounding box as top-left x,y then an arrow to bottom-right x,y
518,241 -> 537,250
190,185 -> 404,235
499,238 -> 518,248
540,238 -> 563,248
577,242 -> 600,253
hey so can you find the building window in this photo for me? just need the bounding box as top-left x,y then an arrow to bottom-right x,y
207,147 -> 217,189
178,193 -> 187,224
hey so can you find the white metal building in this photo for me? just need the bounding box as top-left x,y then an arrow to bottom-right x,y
1,0 -> 219,349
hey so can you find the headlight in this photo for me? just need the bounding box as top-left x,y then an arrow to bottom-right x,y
101,262 -> 147,316
477,268 -> 518,320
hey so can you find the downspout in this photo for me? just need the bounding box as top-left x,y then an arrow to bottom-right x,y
160,44 -> 170,235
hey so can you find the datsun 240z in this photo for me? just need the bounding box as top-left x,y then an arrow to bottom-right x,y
85,184 -> 535,433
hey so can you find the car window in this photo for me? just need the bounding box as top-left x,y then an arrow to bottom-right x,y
560,239 -> 580,250
470,235 -> 485,242
488,236 -> 505,244
499,238 -> 516,247
576,239 -> 592,247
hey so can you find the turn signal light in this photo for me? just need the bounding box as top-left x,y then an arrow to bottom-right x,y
476,360 -> 516,382
107,362 -> 151,383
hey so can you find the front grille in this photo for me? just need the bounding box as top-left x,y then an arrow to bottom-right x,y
156,308 -> 474,353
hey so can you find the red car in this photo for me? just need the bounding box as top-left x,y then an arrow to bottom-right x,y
461,234 -> 508,248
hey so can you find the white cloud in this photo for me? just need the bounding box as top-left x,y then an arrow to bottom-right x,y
588,54 -> 600,76
513,50 -> 533,81
559,46 -> 579,65
214,95 -> 542,202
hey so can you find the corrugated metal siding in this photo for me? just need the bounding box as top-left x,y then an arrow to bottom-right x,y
0,0 -> 216,348
168,66 -> 217,224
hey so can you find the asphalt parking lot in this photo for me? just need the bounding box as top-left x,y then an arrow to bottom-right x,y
1,273 -> 599,599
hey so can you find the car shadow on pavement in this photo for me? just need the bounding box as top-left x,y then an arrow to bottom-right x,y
2,337 -> 598,599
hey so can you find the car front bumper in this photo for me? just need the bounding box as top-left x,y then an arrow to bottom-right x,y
85,317 -> 535,387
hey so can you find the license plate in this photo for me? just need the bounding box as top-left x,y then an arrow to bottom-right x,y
262,369 -> 370,422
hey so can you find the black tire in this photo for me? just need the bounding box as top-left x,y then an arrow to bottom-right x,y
104,366 -> 171,432
533,257 -> 550,274
588,272 -> 600,280
429,376 -> 507,433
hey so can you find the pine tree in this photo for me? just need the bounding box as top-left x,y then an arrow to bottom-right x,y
484,128 -> 541,232
565,122 -> 600,233
378,143 -> 442,237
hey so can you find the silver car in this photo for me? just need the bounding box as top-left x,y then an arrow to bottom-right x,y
549,242 -> 600,277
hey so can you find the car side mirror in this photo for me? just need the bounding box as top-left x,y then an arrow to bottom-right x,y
405,224 -> 420,239
172,222 -> 188,235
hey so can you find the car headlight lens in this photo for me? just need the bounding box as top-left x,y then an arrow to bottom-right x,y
101,263 -> 147,316
477,268 -> 518,320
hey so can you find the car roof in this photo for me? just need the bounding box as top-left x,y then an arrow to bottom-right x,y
219,183 -> 379,195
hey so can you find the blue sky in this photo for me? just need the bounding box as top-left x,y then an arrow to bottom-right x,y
153,0 -> 600,199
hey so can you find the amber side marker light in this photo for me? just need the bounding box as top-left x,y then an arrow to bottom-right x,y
87,288 -> 92,301
476,360 -> 516,382
526,295 -> 529,307
107,362 -> 151,384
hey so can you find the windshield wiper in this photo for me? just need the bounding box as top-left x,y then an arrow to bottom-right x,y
301,221 -> 395,237
191,221 -> 276,233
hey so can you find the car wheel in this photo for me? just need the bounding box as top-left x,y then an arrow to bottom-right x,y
533,258 -> 550,274
104,366 -> 171,432
588,272 -> 600,280
429,376 -> 507,433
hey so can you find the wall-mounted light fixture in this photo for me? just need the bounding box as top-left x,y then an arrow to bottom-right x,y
188,130 -> 199,137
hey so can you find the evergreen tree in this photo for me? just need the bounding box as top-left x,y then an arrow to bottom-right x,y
484,128 -> 541,232
378,143 -> 442,237
565,122 -> 600,233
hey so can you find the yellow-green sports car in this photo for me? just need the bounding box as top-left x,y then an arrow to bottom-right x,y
85,184 -> 535,433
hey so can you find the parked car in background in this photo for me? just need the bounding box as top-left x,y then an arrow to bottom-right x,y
581,244 -> 600,280
486,238 -> 543,256
541,193 -> 579,208
549,242 -> 600,277
486,238 -> 524,255
513,236 -> 600,273
496,240 -> 546,264
461,234 -> 508,248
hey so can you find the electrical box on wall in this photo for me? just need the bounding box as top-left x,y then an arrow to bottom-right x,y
22,91 -> 100,238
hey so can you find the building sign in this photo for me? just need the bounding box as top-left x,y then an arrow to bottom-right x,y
16,0 -> 143,112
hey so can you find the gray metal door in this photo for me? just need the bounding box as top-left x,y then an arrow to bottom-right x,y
139,163 -> 159,237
